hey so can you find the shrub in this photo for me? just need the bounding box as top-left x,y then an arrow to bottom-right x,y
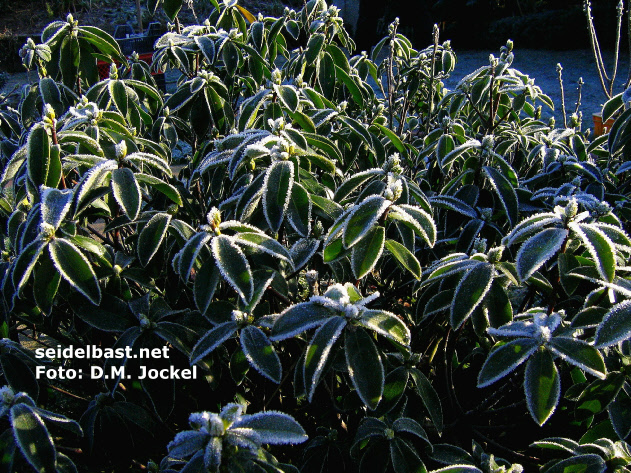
0,0 -> 631,471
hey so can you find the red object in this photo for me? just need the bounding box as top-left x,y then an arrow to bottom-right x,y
97,52 -> 157,80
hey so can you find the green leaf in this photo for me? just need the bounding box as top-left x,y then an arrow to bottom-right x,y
335,66 -> 364,108
233,232 -> 293,265
0,426 -> 16,473
571,222 -> 616,283
543,454 -> 605,473
271,302 -> 336,340
111,168 -> 141,220
409,368 -> 443,432
49,238 -> 101,305
547,337 -> 606,379
602,93 -> 623,122
138,213 -> 171,267
384,239 -> 421,279
194,258 -> 221,317
389,437 -> 425,473
387,205 -> 436,247
450,263 -> 493,329
109,80 -> 128,117
212,234 -> 253,305
240,325 -> 282,383
232,411 -> 307,445
516,227 -> 567,282
345,327 -> 383,410
39,78 -> 63,117
482,166 -> 518,227
162,0 -> 183,21
222,41 -> 240,76
575,372 -> 625,420
304,316 -> 346,402
477,338 -> 538,388
41,187 -> 73,231
276,85 -> 299,113
351,226 -> 385,280
358,309 -> 410,347
373,123 -> 407,157
334,170 -> 381,202
524,349 -> 560,425
263,160 -> 294,233
190,321 -> 239,365
596,300 -> 631,347
136,173 -> 182,205
343,196 -> 389,248
10,403 -> 56,473
609,388 -> 631,440
27,124 -> 51,187
33,254 -> 61,316
287,182 -> 311,237
306,33 -> 325,63
318,51 -> 336,99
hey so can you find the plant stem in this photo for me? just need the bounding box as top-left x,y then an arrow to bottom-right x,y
557,63 -> 567,128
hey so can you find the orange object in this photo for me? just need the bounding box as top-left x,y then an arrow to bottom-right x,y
593,112 -> 615,136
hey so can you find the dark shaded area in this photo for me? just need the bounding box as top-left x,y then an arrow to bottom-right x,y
356,0 -> 625,51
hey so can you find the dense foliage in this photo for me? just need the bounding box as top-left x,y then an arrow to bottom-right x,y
2,0 -> 631,471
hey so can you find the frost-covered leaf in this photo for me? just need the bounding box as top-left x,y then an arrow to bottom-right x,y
138,213 -> 172,267
385,239 -> 421,279
40,187 -> 73,230
304,316 -> 346,402
524,349 -> 560,426
49,238 -> 101,305
212,235 -> 254,305
358,309 -> 410,347
73,160 -> 117,216
477,338 -> 538,388
232,411 -> 307,445
392,418 -> 430,446
388,204 -> 436,247
595,300 -> 631,348
345,327 -> 383,410
190,321 -> 239,365
233,232 -> 293,266
176,232 -> 212,282
571,223 -> 616,283
351,226 -> 385,280
430,195 -> 477,218
111,167 -> 141,220
10,403 -> 56,473
276,85 -> 299,112
271,302 -> 336,341
547,337 -> 606,379
334,169 -> 382,202
343,196 -> 390,249
168,430 -> 208,459
26,124 -> 51,187
450,263 -> 493,329
286,182 -> 311,237
542,454 -> 605,473
390,437 -> 424,473
263,160 -> 294,233
194,259 -> 221,317
289,238 -> 320,271
240,325 -> 282,383
516,227 -> 567,282
409,369 -> 443,432
483,166 -> 518,227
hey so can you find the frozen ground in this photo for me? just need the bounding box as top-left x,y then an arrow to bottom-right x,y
443,48 -> 630,124
2,49 -> 629,128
